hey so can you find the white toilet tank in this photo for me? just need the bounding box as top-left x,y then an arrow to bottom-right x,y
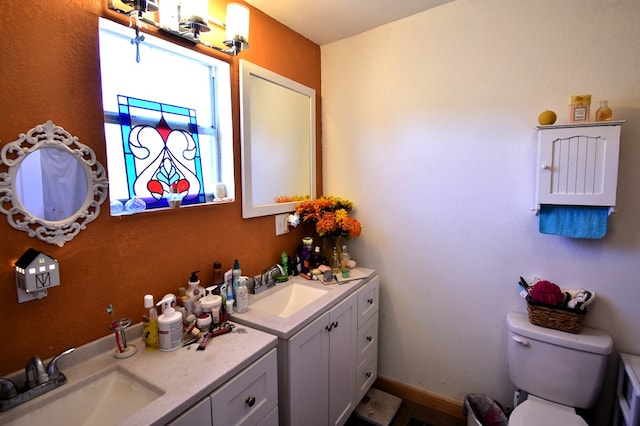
507,312 -> 613,409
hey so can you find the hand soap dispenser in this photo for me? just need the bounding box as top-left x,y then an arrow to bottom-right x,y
156,295 -> 183,351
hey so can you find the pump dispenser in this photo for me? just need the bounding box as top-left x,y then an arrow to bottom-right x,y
156,295 -> 183,351
186,270 -> 205,302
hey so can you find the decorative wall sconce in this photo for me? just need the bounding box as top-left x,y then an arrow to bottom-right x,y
109,0 -> 250,56
14,248 -> 60,303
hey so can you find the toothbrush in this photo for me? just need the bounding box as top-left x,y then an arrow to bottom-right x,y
106,304 -> 124,353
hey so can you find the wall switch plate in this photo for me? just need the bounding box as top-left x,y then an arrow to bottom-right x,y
275,213 -> 290,236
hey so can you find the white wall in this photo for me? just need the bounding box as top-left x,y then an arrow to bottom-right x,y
321,0 -> 640,423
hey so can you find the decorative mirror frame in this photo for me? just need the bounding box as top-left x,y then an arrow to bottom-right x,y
0,121 -> 108,247
240,60 -> 317,218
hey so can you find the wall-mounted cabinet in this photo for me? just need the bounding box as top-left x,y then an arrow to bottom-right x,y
535,121 -> 626,214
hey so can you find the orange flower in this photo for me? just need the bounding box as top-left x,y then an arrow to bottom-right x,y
289,196 -> 362,239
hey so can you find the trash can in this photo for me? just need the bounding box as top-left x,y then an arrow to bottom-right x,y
463,394 -> 508,426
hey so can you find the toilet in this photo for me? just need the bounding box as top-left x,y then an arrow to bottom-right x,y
506,311 -> 613,425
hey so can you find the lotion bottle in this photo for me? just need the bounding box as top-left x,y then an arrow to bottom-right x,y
186,270 -> 204,302
156,295 -> 183,351
235,278 -> 249,313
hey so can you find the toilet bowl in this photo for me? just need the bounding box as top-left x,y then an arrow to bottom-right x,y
506,312 -> 612,426
508,395 -> 586,426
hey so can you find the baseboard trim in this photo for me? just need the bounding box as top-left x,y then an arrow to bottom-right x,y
374,375 -> 466,420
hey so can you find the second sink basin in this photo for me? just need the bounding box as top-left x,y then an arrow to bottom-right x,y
249,280 -> 330,318
4,368 -> 163,426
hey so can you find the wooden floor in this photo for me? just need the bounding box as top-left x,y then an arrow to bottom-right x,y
346,399 -> 467,426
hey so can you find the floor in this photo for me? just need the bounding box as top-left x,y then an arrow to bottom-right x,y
346,399 -> 467,426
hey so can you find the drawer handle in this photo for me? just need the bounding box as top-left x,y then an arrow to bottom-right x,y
367,298 -> 374,304
245,396 -> 256,407
366,372 -> 372,378
333,321 -> 338,329
366,336 -> 372,342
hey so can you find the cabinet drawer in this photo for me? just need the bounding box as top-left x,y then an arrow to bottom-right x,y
211,348 -> 278,426
356,353 -> 378,403
357,315 -> 378,366
357,276 -> 379,327
257,406 -> 278,426
169,396 -> 212,426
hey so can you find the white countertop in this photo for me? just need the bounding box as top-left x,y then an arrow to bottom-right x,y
231,267 -> 376,339
0,322 -> 277,426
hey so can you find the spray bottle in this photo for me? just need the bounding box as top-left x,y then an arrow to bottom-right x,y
156,294 -> 183,351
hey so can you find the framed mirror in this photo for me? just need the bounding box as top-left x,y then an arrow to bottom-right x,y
240,60 -> 316,218
0,121 -> 108,247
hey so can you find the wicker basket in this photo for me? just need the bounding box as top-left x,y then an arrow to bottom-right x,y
526,297 -> 587,334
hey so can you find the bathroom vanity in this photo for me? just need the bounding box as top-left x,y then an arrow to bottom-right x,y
0,269 -> 378,426
231,268 -> 379,426
0,323 -> 277,426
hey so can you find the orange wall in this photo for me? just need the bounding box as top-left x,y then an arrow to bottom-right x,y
0,0 -> 321,376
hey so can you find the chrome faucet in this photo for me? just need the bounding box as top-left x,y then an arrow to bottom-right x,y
25,355 -> 48,389
253,264 -> 285,294
0,347 -> 75,412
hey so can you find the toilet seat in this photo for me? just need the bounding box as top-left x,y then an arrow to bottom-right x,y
508,395 -> 587,426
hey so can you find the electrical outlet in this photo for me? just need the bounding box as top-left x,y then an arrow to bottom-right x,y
275,213 -> 290,236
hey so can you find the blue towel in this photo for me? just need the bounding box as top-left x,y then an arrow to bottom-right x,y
539,205 -> 609,239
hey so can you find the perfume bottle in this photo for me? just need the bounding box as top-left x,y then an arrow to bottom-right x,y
595,100 -> 613,122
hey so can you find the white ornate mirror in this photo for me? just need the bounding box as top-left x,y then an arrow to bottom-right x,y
0,121 -> 108,247
240,60 -> 316,218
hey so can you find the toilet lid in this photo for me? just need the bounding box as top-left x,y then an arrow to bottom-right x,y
509,396 -> 587,426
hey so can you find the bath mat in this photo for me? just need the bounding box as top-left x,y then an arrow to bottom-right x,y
354,388 -> 402,426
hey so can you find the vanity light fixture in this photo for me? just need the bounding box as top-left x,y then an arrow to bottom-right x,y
109,0 -> 250,56
14,248 -> 61,303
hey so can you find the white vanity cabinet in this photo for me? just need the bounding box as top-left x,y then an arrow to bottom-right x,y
279,276 -> 380,426
356,276 -> 379,402
169,348 -> 278,426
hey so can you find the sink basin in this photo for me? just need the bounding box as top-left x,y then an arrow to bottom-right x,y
250,281 -> 330,318
5,368 -> 163,426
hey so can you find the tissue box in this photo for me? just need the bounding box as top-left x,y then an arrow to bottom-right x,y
568,94 -> 591,123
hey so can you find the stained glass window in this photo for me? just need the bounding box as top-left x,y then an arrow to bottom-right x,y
98,18 -> 234,215
117,96 -> 206,209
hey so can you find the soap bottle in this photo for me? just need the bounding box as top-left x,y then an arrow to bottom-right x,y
340,244 -> 351,278
186,270 -> 204,302
143,294 -> 158,351
311,246 -> 324,268
156,294 -> 183,351
212,261 -> 223,287
235,278 -> 249,314
232,260 -> 241,302
595,100 -> 613,121
281,251 -> 289,278
226,277 -> 235,307
331,246 -> 340,275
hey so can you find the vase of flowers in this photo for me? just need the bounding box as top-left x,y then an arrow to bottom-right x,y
284,196 -> 362,260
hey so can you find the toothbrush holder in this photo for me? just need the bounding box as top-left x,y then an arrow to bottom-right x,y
109,317 -> 137,358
